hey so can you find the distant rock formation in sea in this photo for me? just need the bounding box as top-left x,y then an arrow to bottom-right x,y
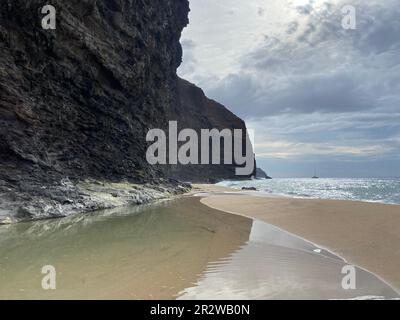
0,0 -> 255,222
256,168 -> 272,179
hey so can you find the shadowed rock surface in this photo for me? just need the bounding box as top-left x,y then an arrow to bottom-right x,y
164,78 -> 254,183
0,1 -> 253,221
0,0 -> 189,184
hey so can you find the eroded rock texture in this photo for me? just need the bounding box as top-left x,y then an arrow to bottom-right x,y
164,78 -> 253,183
0,0 -> 190,220
0,0 -> 189,185
0,0 -> 252,221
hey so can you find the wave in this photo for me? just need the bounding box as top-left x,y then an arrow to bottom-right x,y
217,178 -> 400,205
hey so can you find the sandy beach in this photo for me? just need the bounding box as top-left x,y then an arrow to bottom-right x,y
194,184 -> 400,293
1,189 -> 398,299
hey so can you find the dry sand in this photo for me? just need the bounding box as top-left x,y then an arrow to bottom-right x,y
195,184 -> 400,292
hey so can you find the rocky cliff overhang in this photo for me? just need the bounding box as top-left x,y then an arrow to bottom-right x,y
0,1 -> 255,222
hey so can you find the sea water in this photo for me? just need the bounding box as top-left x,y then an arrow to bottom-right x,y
217,178 -> 400,205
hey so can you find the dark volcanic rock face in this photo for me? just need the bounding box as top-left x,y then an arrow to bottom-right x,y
0,0 -> 254,221
0,0 -> 191,220
164,78 -> 254,183
0,0 -> 189,185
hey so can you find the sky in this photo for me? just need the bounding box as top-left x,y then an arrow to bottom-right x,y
178,0 -> 400,178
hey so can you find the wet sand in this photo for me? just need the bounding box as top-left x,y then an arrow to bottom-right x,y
197,184 -> 400,293
0,198 -> 252,299
179,217 -> 398,300
0,195 -> 398,299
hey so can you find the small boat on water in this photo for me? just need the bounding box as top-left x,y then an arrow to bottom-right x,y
312,167 -> 319,179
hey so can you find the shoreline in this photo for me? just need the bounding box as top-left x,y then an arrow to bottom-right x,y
209,177 -> 400,206
1,185 -> 398,299
193,184 -> 400,293
0,179 -> 190,225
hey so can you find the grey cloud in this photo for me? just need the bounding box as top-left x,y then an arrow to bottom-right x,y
247,110 -> 400,164
208,71 -> 376,117
296,4 -> 313,15
286,21 -> 299,35
203,0 -> 400,119
292,1 -> 400,54
181,39 -> 196,50
179,39 -> 197,75
178,0 -> 400,174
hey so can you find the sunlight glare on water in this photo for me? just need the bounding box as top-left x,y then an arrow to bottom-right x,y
217,178 -> 400,204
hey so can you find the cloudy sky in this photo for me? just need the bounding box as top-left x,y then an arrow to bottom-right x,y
178,0 -> 400,178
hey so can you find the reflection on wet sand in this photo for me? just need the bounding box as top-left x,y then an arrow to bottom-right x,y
0,197 -> 398,300
179,219 -> 399,300
0,198 -> 252,299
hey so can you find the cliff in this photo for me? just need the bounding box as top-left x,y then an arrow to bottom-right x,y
256,168 -> 272,179
165,78 -> 253,183
0,0 -> 253,222
0,0 -> 189,185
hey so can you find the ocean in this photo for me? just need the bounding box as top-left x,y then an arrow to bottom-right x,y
217,178 -> 400,205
